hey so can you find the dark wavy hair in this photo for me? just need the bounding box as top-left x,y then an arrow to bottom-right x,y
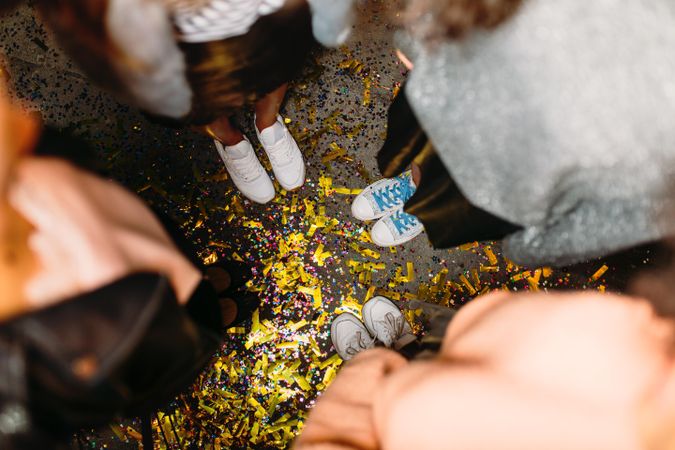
180,0 -> 314,124
0,0 -> 22,12
32,0 -> 314,125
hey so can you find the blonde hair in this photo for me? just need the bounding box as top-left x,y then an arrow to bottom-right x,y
401,0 -> 523,41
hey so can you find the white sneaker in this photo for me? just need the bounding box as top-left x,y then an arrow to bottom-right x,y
362,296 -> 416,350
330,313 -> 375,361
255,115 -> 306,191
351,171 -> 415,221
214,137 -> 275,204
370,209 -> 423,247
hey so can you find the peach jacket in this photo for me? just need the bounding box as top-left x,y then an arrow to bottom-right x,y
294,291 -> 675,450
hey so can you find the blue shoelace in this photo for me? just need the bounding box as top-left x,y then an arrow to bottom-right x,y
389,210 -> 420,235
372,173 -> 415,213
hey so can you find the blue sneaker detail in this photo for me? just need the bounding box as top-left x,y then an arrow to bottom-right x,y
370,208 -> 424,247
370,172 -> 415,214
352,171 -> 417,222
389,210 -> 421,236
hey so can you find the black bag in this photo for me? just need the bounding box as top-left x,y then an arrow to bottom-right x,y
0,272 -> 222,449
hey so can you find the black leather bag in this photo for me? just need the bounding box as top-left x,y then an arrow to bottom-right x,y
0,272 -> 222,449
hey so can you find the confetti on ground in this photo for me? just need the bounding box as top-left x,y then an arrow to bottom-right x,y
0,4 -> 657,450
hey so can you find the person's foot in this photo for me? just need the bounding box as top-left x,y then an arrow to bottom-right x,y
331,313 -> 376,361
221,292 -> 261,328
362,296 -> 417,350
214,137 -> 275,204
351,171 -> 415,221
204,260 -> 252,295
370,209 -> 423,247
255,115 -> 305,191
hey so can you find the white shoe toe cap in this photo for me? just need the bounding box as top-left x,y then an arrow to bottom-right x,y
251,186 -> 276,204
370,220 -> 396,247
239,177 -> 275,204
351,196 -> 376,221
276,162 -> 305,191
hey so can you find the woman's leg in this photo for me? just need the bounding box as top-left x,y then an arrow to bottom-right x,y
254,83 -> 288,130
411,162 -> 421,186
200,116 -> 245,146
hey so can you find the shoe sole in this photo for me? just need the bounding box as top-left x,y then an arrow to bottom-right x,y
276,163 -> 306,191
370,224 -> 424,247
245,190 -> 275,204
230,179 -> 275,204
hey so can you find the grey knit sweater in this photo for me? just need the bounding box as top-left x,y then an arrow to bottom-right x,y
402,0 -> 675,266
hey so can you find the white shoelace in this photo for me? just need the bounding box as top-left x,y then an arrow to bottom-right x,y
345,331 -> 375,357
228,153 -> 261,181
265,134 -> 294,166
375,312 -> 406,347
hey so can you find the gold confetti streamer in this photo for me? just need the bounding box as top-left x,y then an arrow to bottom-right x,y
591,264 -> 609,281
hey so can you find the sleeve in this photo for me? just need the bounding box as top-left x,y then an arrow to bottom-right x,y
372,360 -> 633,450
503,197 -> 667,267
307,0 -> 355,47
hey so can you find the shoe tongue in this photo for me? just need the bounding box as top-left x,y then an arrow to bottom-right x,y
225,140 -> 250,159
260,122 -> 284,146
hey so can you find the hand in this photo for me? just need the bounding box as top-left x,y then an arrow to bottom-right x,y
8,157 -> 201,309
294,348 -> 408,450
0,88 -> 39,319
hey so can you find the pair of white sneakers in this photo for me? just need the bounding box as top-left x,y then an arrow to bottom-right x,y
351,171 -> 424,247
214,115 -> 305,203
331,296 -> 417,361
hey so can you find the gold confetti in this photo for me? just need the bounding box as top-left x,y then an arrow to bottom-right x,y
350,243 -> 381,260
484,246 -> 498,265
591,264 -> 609,281
243,220 -> 263,228
459,241 -> 479,250
321,143 -> 347,163
332,186 -> 363,195
227,327 -> 247,334
459,274 -> 477,296
363,77 -> 372,106
471,269 -> 481,289
364,285 -> 376,302
202,251 -> 219,265
312,244 -> 332,267
511,271 -> 532,282
527,269 -> 542,291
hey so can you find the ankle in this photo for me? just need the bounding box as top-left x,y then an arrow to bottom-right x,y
204,123 -> 245,147
255,114 -> 277,131
411,163 -> 421,187
216,131 -> 245,147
